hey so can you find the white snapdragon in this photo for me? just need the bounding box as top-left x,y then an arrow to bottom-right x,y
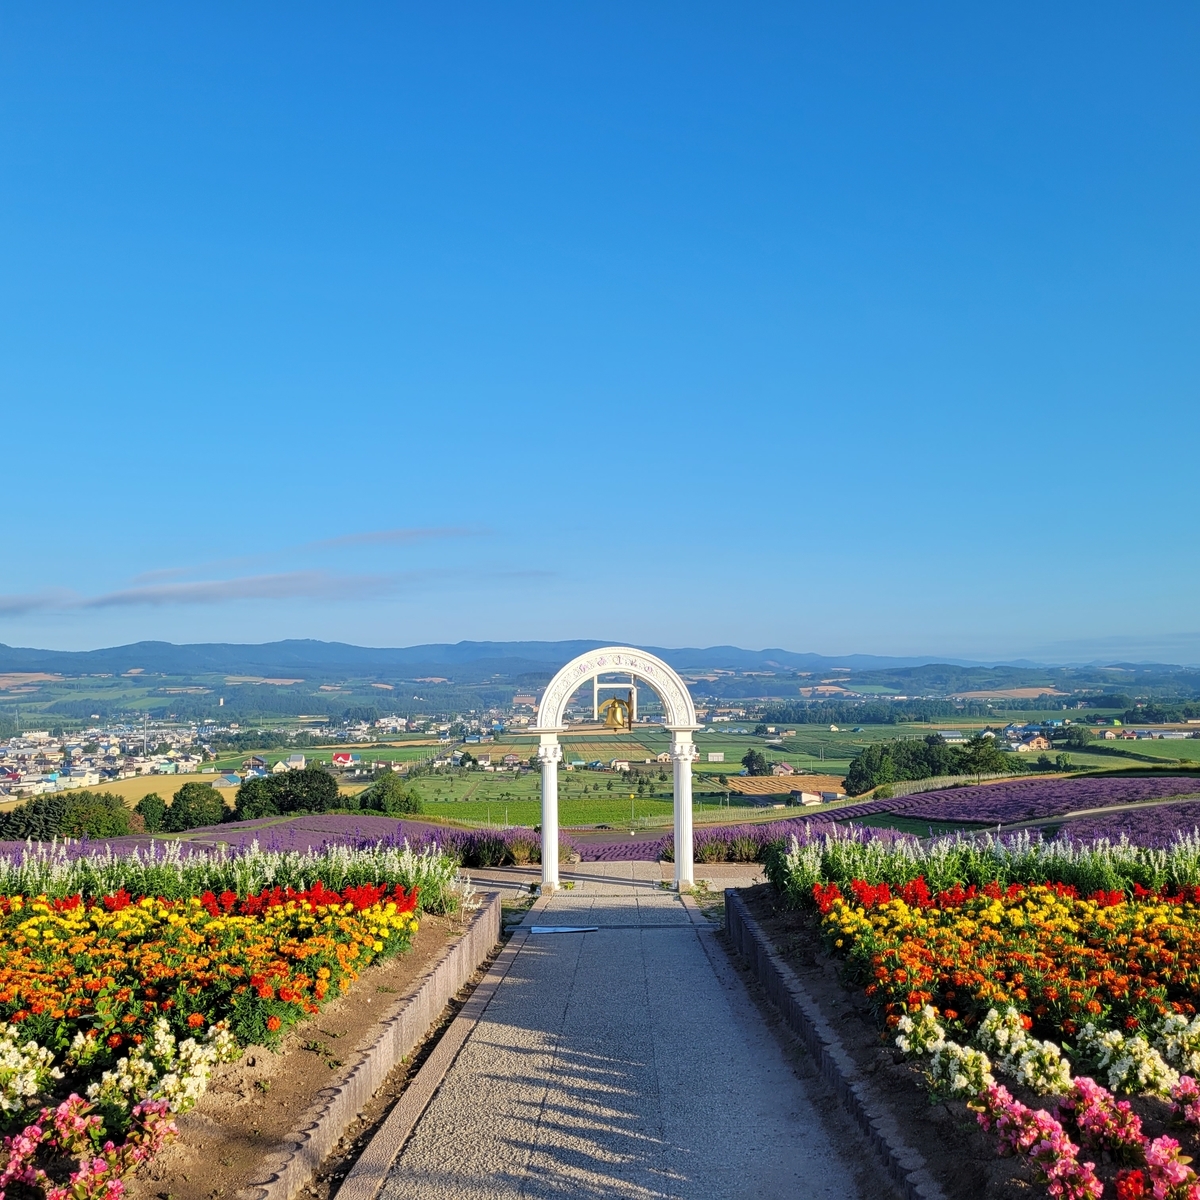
976,1007 -> 1071,1094
87,1018 -> 239,1116
927,1041 -> 995,1097
1010,1040 -> 1073,1094
1078,1023 -> 1179,1096
895,1005 -> 946,1056
0,1023 -> 63,1114
892,1005 -> 994,1098
1155,1013 -> 1200,1075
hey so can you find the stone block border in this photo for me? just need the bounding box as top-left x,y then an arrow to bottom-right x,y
724,889 -> 947,1200
332,891 -> 552,1200
248,891 -> 503,1200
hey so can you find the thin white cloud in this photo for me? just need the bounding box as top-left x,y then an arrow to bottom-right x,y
0,589 -> 76,616
82,572 -> 400,609
0,565 -> 546,616
130,526 -> 480,584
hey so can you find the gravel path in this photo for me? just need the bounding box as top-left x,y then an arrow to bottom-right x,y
378,866 -> 868,1199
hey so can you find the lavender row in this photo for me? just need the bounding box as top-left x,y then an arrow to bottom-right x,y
832,773 -> 1200,825
1055,799 -> 1200,848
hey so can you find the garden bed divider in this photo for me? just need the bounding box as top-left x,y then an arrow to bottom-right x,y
246,890 -> 502,1200
724,889 -> 946,1200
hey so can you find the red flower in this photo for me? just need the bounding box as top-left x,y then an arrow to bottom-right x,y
1115,1168 -> 1146,1200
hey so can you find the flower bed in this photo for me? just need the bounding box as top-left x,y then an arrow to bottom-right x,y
0,839 -> 465,1200
764,827 -> 1200,1197
833,775 -> 1200,826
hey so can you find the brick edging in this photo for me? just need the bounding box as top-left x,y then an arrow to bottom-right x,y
724,890 -> 947,1200
333,891 -> 555,1200
246,892 -> 502,1200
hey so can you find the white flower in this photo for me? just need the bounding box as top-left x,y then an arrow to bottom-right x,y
896,1006 -> 946,1056
87,1019 -> 239,1116
927,1041 -> 994,1097
1156,1013 -> 1200,1075
0,1022 -> 63,1114
1078,1023 -> 1178,1096
975,1007 -> 1071,1094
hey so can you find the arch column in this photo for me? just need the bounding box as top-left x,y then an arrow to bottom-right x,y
669,728 -> 698,889
538,731 -> 564,890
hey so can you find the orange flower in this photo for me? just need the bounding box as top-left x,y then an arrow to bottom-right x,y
187,1012 -> 205,1028
266,1015 -> 281,1032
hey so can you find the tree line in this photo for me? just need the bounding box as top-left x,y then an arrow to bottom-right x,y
844,733 -> 1017,796
0,766 -> 423,841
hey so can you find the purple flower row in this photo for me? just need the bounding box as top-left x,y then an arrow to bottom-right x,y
833,774 -> 1200,826
1055,799 -> 1200,847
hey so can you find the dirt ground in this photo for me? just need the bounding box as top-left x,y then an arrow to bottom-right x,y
739,884 -> 1200,1200
126,913 -> 464,1200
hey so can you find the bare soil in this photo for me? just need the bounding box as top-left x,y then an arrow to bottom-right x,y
739,884 -> 1200,1200
126,914 -> 464,1200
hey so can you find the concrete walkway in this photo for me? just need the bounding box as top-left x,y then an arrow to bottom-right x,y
466,861 -> 766,901
377,868 -> 868,1199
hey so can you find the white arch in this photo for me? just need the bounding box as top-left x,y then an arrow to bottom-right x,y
532,646 -> 698,732
531,646 -> 699,891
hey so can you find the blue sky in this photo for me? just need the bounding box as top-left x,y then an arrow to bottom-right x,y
0,4 -> 1197,662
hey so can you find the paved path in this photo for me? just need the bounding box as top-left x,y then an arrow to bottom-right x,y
467,862 -> 766,901
378,869 -> 867,1199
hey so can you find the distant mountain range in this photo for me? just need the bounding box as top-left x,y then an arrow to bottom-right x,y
0,638 -> 1000,677
0,641 -> 1196,719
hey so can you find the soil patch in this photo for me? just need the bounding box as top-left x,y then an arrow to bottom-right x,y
126,914 -> 463,1200
738,884 -> 1200,1200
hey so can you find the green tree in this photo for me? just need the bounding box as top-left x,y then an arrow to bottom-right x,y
61,791 -> 131,838
233,765 -> 339,820
364,773 -> 423,815
166,783 -> 227,832
235,775 -> 278,819
959,734 -> 1010,775
1060,726 -> 1094,750
134,792 -> 167,833
741,749 -> 770,776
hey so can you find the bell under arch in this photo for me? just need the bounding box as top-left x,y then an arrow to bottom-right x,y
531,646 -> 700,890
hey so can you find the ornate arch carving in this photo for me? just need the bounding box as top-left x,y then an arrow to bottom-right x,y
531,646 -> 698,731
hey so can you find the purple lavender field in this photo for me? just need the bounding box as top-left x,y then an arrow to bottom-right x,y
833,774 -> 1200,826
0,811 -> 910,866
583,817 -> 911,863
1056,799 -> 1200,846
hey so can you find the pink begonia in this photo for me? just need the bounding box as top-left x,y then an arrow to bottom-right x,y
1057,1076 -> 1145,1158
0,1093 -> 176,1200
977,1083 -> 1103,1200
1144,1136 -> 1200,1200
1172,1076 -> 1200,1130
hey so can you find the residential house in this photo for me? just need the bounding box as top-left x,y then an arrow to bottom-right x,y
1016,736 -> 1051,752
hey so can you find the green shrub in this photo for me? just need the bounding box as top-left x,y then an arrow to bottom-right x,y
233,765 -> 340,820
165,783 -> 227,832
0,791 -> 133,840
134,792 -> 167,833
363,773 -> 423,816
